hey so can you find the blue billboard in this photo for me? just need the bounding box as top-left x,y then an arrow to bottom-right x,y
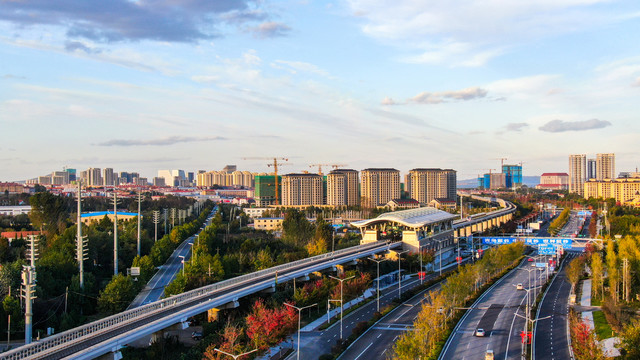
524,238 -> 572,249
481,237 -> 518,245
538,245 -> 556,255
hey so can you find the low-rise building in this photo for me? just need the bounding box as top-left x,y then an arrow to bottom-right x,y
244,207 -> 269,218
536,172 -> 569,190
0,205 -> 32,215
253,217 -> 284,231
584,176 -> 640,206
80,211 -> 139,224
385,198 -> 420,211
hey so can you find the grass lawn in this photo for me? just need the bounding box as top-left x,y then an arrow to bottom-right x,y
592,310 -> 614,340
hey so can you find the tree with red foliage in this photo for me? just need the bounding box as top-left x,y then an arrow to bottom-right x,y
203,322 -> 245,360
246,299 -> 297,350
569,311 -> 605,360
589,212 -> 598,238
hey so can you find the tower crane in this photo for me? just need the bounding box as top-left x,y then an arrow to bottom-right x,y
491,158 -> 508,169
308,163 -> 348,175
242,157 -> 289,205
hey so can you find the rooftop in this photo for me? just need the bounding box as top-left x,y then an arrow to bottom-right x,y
352,206 -> 457,229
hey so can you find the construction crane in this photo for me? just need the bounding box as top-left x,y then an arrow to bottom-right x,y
491,158 -> 508,169
243,157 -> 289,205
308,163 -> 348,175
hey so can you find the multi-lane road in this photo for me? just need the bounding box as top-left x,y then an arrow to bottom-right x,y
533,253 -> 575,360
439,258 -> 549,360
128,207 -> 218,309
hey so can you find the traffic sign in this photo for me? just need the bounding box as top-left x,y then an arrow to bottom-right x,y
481,237 -> 518,245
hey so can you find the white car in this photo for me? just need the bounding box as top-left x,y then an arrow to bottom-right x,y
516,283 -> 524,290
475,328 -> 486,337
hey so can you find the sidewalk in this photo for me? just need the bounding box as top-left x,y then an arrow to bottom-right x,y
580,279 -> 594,330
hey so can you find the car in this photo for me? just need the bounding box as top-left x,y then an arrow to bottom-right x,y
191,331 -> 203,341
485,350 -> 495,360
516,283 -> 524,290
528,258 -> 534,262
475,328 -> 486,337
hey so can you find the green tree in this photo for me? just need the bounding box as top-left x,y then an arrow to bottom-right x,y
621,319 -> 640,359
132,255 -> 155,282
29,192 -> 69,237
567,256 -> 585,293
98,274 -> 136,314
281,209 -> 313,246
606,240 -> 619,302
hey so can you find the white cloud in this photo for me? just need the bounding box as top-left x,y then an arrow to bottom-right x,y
381,96 -> 397,105
347,0 -> 623,65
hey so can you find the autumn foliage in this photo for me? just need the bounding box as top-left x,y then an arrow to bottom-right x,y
246,299 -> 298,350
569,311 -> 605,360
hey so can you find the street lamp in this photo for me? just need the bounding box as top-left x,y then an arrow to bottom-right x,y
328,275 -> 355,339
178,255 -> 185,275
214,348 -> 258,359
396,250 -> 409,299
369,256 -> 388,312
284,302 -> 317,360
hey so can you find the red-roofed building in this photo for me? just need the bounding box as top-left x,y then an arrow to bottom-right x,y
385,198 -> 421,210
1,231 -> 43,243
537,173 -> 569,190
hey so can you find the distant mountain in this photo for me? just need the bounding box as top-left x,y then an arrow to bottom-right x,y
457,176 -> 540,189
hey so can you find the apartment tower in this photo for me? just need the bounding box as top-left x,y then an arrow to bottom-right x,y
569,154 -> 586,195
326,169 -> 359,206
360,168 -> 400,208
281,173 -> 323,206
596,153 -> 615,180
408,168 -> 457,204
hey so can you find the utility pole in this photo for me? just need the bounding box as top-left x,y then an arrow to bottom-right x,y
22,236 -> 38,345
623,258 -> 630,302
284,303 -> 317,360
152,210 -> 160,242
137,190 -> 142,257
112,189 -> 120,275
76,180 -> 87,289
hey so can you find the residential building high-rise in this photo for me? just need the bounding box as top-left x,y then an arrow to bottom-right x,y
87,168 -> 103,187
596,153 -> 615,180
64,168 -> 76,182
569,154 -> 587,195
587,159 -> 597,180
103,168 -> 115,186
50,171 -> 70,185
281,173 -> 323,206
408,168 -> 457,204
326,169 -> 359,206
187,172 -> 195,184
360,168 -> 400,208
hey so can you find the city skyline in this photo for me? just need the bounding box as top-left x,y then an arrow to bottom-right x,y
1,1 -> 639,181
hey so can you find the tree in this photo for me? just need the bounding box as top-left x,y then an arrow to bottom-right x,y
281,209 -> 313,246
567,256 -> 585,293
570,311 -> 605,360
29,192 -> 69,237
590,253 -> 604,300
246,299 -> 297,349
132,255 -> 155,283
620,319 -> 640,359
606,240 -> 619,302
203,322 -> 245,360
98,274 -> 136,314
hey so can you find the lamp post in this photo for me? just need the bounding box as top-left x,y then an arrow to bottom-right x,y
328,275 -> 355,339
214,348 -> 258,360
396,250 -> 409,299
178,255 -> 185,275
369,256 -> 388,312
284,302 -> 317,360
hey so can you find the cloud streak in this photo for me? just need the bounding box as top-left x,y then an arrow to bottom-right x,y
249,22 -> 292,38
97,136 -> 227,146
410,87 -> 487,104
539,119 -> 612,133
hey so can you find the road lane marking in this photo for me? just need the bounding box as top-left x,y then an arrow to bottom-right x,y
354,342 -> 373,360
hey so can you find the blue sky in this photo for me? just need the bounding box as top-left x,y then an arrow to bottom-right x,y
1,0 -> 639,181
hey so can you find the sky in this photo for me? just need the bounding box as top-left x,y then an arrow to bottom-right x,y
1,0 -> 639,181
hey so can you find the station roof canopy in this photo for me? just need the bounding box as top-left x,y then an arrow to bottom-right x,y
352,207 -> 458,229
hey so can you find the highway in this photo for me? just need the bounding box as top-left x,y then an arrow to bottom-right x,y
129,207 -> 218,308
438,258 -> 549,360
533,253 -> 576,360
336,277 -> 445,360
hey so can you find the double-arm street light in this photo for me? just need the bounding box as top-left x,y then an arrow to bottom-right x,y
214,348 -> 258,359
328,275 -> 355,339
284,302 -> 317,360
369,256 -> 388,312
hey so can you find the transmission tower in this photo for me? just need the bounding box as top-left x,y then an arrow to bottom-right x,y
76,181 -> 88,289
153,210 -> 160,242
22,236 -> 38,344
